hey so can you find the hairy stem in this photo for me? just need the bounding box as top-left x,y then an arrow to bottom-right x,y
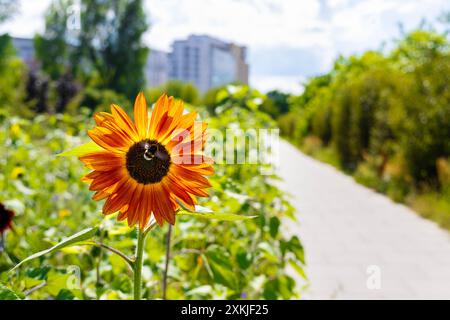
133,227 -> 146,300
162,224 -> 172,299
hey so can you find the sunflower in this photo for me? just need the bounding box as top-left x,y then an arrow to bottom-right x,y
0,203 -> 15,234
79,93 -> 213,228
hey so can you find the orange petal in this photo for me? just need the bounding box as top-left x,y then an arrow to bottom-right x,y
177,163 -> 214,176
166,172 -> 210,198
139,186 -> 153,228
164,112 -> 198,149
111,104 -> 139,141
149,94 -> 169,139
89,170 -> 125,191
172,165 -> 212,188
176,112 -> 198,131
126,184 -> 144,227
134,92 -> 149,140
102,178 -> 136,214
81,170 -> 102,183
79,152 -> 125,171
162,178 -> 195,211
94,112 -> 115,126
148,184 -> 163,226
154,184 -> 176,225
94,116 -> 136,145
88,127 -> 130,153
92,189 -> 111,201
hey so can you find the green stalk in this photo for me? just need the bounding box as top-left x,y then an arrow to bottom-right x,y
133,227 -> 146,300
162,224 -> 172,299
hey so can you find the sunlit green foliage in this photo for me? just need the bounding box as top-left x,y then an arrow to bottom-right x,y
34,0 -> 149,100
0,83 -> 304,299
146,80 -> 200,105
34,0 -> 73,80
260,90 -> 290,119
281,28 -> 450,226
0,34 -> 26,115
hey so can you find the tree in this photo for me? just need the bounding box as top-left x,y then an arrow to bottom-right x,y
34,0 -> 149,100
261,90 -> 290,119
310,88 -> 332,144
75,0 -> 149,99
0,34 -> 26,114
391,30 -> 450,184
182,82 -> 200,104
332,84 -> 354,169
34,0 -> 73,80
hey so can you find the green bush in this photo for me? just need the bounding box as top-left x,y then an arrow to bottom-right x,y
280,28 -> 450,228
147,80 -> 200,105
0,34 -> 26,116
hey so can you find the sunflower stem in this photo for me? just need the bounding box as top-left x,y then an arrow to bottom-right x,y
133,227 -> 146,300
162,224 -> 172,299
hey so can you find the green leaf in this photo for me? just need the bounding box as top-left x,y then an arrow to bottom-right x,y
263,276 -> 296,300
205,245 -> 237,289
46,270 -> 80,297
288,236 -> 305,264
0,284 -> 21,300
216,88 -> 229,104
177,205 -> 256,221
56,289 -> 76,300
12,227 -> 98,271
25,267 -> 50,280
57,141 -> 103,157
269,216 -> 280,238
236,249 -> 252,270
288,259 -> 307,279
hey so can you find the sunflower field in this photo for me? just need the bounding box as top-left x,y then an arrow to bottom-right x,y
0,82 -> 305,299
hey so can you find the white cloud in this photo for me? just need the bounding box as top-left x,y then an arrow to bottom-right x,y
250,74 -> 305,94
144,0 -> 324,50
0,0 -> 51,37
1,0 -> 449,93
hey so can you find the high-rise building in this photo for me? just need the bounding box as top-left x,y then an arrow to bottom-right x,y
145,49 -> 169,88
11,35 -> 249,93
169,35 -> 248,93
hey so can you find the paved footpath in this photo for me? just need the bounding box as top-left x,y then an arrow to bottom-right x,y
277,140 -> 450,299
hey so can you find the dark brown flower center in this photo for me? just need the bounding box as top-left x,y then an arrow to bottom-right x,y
126,140 -> 171,184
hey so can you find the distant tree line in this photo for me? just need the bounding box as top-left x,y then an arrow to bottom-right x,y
22,0 -> 149,113
278,26 -> 450,203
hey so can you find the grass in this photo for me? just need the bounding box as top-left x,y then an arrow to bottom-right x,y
409,191 -> 450,230
312,147 -> 341,169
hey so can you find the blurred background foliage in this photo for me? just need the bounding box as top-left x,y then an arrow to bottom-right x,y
1,0 -> 449,300
0,86 -> 304,299
0,0 -> 305,300
278,22 -> 450,228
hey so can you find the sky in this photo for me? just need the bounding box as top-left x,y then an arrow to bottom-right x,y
1,0 -> 449,93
